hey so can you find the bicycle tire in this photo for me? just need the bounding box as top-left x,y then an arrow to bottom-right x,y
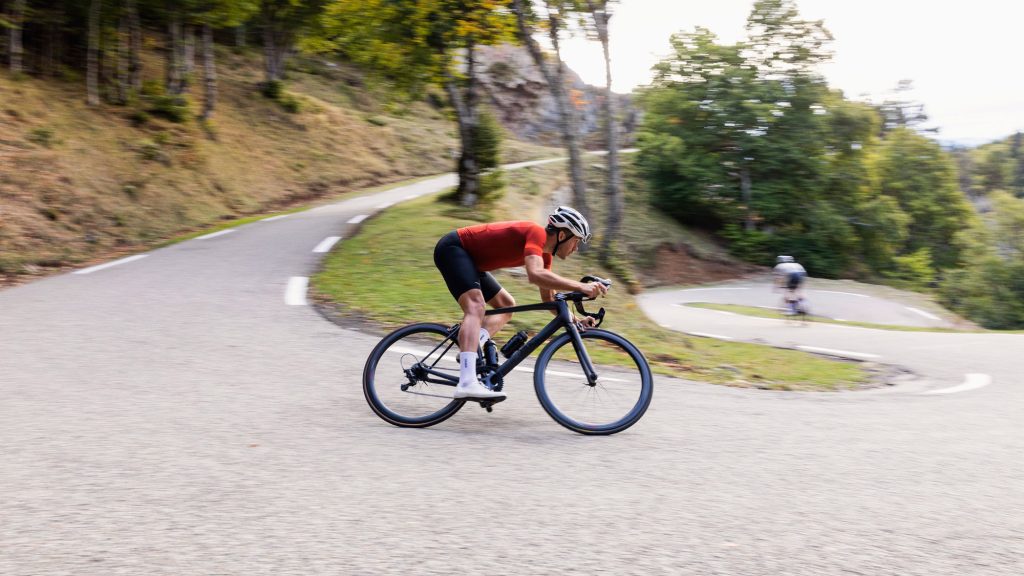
363,322 -> 465,428
533,329 -> 653,435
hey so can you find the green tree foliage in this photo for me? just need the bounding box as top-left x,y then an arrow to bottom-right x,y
875,128 -> 973,272
312,0 -> 515,205
636,0 -> 975,281
637,1 -> 863,277
939,194 -> 1024,328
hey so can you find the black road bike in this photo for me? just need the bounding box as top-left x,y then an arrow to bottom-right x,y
362,277 -> 653,435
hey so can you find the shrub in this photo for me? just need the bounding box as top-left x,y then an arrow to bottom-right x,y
129,110 -> 150,126
478,170 -> 506,202
883,248 -> 935,291
279,94 -> 301,113
26,127 -> 55,148
721,224 -> 773,264
472,109 -> 502,170
260,80 -> 284,100
148,95 -> 190,123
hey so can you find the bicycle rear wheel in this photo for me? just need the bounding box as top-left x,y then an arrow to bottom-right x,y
363,322 -> 465,428
534,329 -> 653,435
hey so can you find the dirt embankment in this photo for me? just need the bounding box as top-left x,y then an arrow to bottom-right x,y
646,242 -> 763,286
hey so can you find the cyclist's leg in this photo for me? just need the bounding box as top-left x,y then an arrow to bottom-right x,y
435,231 -> 484,351
481,275 -> 514,341
456,289 -> 487,352
433,232 -> 504,399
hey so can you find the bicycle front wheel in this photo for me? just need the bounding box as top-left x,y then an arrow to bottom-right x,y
534,329 -> 653,435
363,322 -> 465,428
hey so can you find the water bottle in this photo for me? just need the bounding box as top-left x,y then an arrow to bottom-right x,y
500,330 -> 528,359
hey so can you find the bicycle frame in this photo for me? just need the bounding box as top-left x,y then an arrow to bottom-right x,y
410,295 -> 599,387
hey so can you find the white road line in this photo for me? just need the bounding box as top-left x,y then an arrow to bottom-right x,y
796,345 -> 881,360
261,214 -> 289,222
348,214 -> 368,224
285,277 -> 309,306
195,229 -> 236,240
376,201 -> 394,209
679,287 -> 751,291
687,332 -> 735,341
674,304 -> 738,316
811,290 -> 869,298
313,236 -> 342,253
73,254 -> 148,275
922,373 -> 992,395
906,306 -> 941,321
402,195 -> 416,201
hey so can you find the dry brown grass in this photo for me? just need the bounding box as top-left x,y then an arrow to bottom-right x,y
0,46 -> 561,285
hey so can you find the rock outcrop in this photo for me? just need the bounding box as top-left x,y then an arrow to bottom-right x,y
474,44 -> 637,148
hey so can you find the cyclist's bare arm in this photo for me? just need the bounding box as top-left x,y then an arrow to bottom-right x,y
524,255 -> 607,298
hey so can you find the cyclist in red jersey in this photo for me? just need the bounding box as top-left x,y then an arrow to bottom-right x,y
433,206 -> 608,400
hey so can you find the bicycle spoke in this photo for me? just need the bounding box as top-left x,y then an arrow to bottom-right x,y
364,324 -> 464,427
537,331 -> 650,431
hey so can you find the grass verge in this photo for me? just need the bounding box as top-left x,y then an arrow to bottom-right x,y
312,166 -> 874,391
684,302 -> 974,333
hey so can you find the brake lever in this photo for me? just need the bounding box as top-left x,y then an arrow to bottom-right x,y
573,301 -> 606,328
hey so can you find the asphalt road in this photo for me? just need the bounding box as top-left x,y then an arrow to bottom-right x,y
2,169 -> 1022,575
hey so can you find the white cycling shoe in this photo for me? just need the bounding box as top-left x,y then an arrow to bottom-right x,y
453,380 -> 506,400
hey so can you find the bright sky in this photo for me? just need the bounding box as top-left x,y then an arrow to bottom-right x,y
558,0 -> 1024,145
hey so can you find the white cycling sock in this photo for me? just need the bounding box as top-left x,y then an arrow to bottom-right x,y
458,351 -> 477,386
479,328 -> 490,346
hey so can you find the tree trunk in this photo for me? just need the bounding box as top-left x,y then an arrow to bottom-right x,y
588,1 -> 622,259
511,0 -> 589,217
166,15 -> 182,94
200,24 -> 216,120
176,20 -> 190,93
262,25 -> 280,83
45,19 -> 58,77
87,0 -> 101,105
117,1 -> 129,104
183,24 -> 195,76
128,0 -> 141,92
10,0 -> 26,74
445,42 -> 480,207
740,164 -> 754,231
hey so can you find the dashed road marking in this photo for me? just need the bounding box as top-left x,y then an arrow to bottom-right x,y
348,214 -> 368,224
285,277 -> 309,306
687,332 -> 735,341
313,236 -> 342,253
195,229 -> 236,240
812,290 -> 869,298
906,307 -> 941,321
73,254 -> 148,275
922,373 -> 991,395
796,345 -> 880,360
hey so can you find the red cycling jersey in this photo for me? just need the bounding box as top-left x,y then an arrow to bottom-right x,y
456,221 -> 553,272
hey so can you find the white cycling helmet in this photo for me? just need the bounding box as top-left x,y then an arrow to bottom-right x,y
777,255 -> 795,264
548,206 -> 592,243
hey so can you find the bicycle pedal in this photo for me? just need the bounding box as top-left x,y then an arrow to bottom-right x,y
466,396 -> 506,408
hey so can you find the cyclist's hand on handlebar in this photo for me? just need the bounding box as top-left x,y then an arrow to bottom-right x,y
579,281 -> 608,299
575,315 -> 598,331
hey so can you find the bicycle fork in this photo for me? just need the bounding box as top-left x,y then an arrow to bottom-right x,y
566,323 -> 599,386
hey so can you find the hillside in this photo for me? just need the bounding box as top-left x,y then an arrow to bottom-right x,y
0,46 -> 563,286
